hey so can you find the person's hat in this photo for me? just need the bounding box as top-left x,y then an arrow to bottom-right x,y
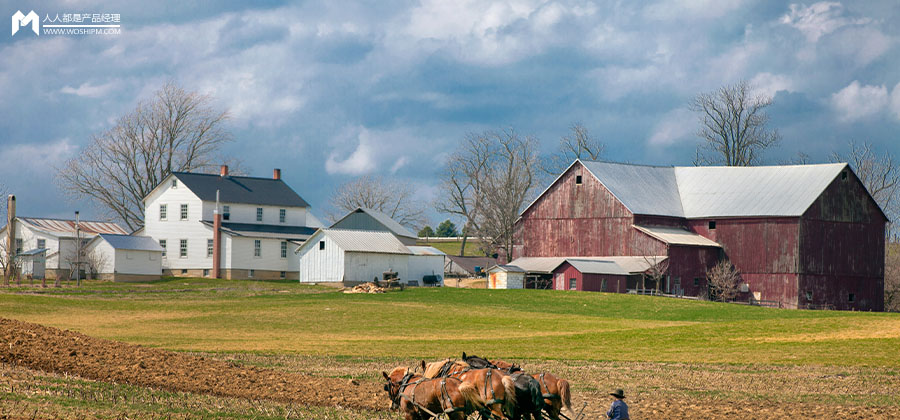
609,389 -> 626,398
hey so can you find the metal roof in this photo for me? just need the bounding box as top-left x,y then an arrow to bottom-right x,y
581,161 -> 685,217
633,225 -> 721,247
331,207 -> 417,239
318,229 -> 412,255
673,163 -> 846,218
487,264 -> 526,273
580,161 -> 851,218
17,248 -> 47,257
564,256 -> 668,275
16,217 -> 128,237
200,221 -> 317,240
407,246 -> 446,256
96,234 -> 164,251
170,172 -> 309,207
506,257 -> 568,273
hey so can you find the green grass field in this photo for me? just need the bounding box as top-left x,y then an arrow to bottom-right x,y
1,277 -> 898,367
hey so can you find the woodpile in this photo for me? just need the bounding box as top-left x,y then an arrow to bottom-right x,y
342,282 -> 385,294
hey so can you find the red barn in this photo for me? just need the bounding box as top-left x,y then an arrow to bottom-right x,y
512,160 -> 886,311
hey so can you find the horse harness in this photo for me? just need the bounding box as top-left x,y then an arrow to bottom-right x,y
395,373 -> 467,418
539,372 -> 561,401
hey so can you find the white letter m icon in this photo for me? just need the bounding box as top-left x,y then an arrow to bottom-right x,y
12,10 -> 39,36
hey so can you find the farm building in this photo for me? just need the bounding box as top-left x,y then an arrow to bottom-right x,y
486,264 -> 525,289
444,255 -> 498,277
83,234 -> 163,282
296,229 -> 445,286
0,215 -> 128,280
513,160 -> 887,311
142,166 -> 318,279
330,207 -> 418,245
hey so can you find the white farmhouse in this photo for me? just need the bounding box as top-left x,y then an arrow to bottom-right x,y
142,166 -> 316,279
297,229 -> 445,286
84,234 -> 163,282
0,216 -> 128,280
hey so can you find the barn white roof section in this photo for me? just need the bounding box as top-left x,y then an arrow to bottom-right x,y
311,229 -> 412,255
633,225 -> 721,247
580,161 -> 850,218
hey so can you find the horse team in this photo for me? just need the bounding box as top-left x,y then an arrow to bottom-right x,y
382,352 -> 574,420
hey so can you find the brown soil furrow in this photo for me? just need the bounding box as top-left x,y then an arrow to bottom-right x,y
0,317 -> 388,412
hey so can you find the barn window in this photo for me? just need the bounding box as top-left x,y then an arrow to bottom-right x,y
254,240 -> 261,257
575,175 -> 583,185
279,209 -> 286,223
256,207 -> 263,222
207,239 -> 214,258
319,240 -> 325,250
569,278 -> 577,290
222,205 -> 230,221
805,290 -> 813,301
180,204 -> 188,220
841,171 -> 848,180
160,204 -> 167,220
281,241 -> 288,258
601,279 -> 608,292
708,221 -> 716,230
693,277 -> 700,286
848,293 -> 855,302
179,239 -> 188,258
159,240 -> 167,258
37,239 -> 45,249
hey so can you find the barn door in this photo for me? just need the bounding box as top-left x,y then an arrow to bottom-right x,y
555,273 -> 564,290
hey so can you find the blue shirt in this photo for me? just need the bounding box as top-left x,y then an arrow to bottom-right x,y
607,399 -> 629,420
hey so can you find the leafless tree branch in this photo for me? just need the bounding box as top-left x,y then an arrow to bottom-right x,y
541,123 -> 605,176
328,175 -> 426,230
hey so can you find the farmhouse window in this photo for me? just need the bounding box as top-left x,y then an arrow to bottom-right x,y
280,271 -> 286,279
319,241 -> 325,250
279,209 -> 286,223
708,220 -> 716,230
160,240 -> 167,258
207,239 -> 214,258
254,240 -> 261,257
848,293 -> 855,302
15,239 -> 22,254
248,269 -> 255,278
171,179 -> 177,188
222,205 -> 230,221
569,278 -> 576,290
281,241 -> 287,258
179,239 -> 187,258
180,204 -> 188,220
256,207 -> 263,222
181,269 -> 187,274
575,175 -> 582,185
203,269 -> 209,277
37,239 -> 45,249
160,204 -> 167,220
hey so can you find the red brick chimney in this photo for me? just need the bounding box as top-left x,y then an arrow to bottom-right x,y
273,168 -> 281,180
220,165 -> 229,176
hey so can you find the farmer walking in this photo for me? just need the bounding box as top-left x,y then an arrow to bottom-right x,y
606,388 -> 629,420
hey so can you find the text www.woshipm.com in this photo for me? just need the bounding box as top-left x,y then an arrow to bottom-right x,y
43,28 -> 121,35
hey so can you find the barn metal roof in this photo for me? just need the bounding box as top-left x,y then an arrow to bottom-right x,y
407,246 -> 446,256
96,234 -> 164,251
564,256 -> 668,275
633,225 -> 721,247
16,217 -> 128,237
580,161 -> 850,218
505,257 -> 568,273
170,172 -> 310,207
331,207 -> 417,240
316,229 -> 412,255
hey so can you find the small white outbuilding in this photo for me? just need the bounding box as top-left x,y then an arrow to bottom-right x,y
486,265 -> 525,289
84,234 -> 163,282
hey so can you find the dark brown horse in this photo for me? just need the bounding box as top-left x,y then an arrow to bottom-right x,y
383,367 -> 482,420
473,355 -> 574,420
462,353 -> 544,420
423,360 -> 516,419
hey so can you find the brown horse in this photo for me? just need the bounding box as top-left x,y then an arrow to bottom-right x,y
383,367 -> 482,420
487,359 -> 573,420
422,360 -> 516,419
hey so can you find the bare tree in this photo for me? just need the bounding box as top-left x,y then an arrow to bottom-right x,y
84,249 -> 111,280
328,175 -> 426,230
56,82 -> 235,231
0,241 -> 20,286
436,134 -> 493,256
831,141 -> 899,235
642,255 -> 670,294
477,130 -> 539,261
691,80 -> 780,166
541,123 -> 605,176
706,259 -> 742,302
886,242 -> 900,312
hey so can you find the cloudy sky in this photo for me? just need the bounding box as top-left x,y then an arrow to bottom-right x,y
2,0 -> 899,225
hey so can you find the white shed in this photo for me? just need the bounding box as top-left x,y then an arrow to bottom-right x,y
297,229 -> 412,285
84,234 -> 163,282
486,265 -> 525,289
407,246 -> 446,286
